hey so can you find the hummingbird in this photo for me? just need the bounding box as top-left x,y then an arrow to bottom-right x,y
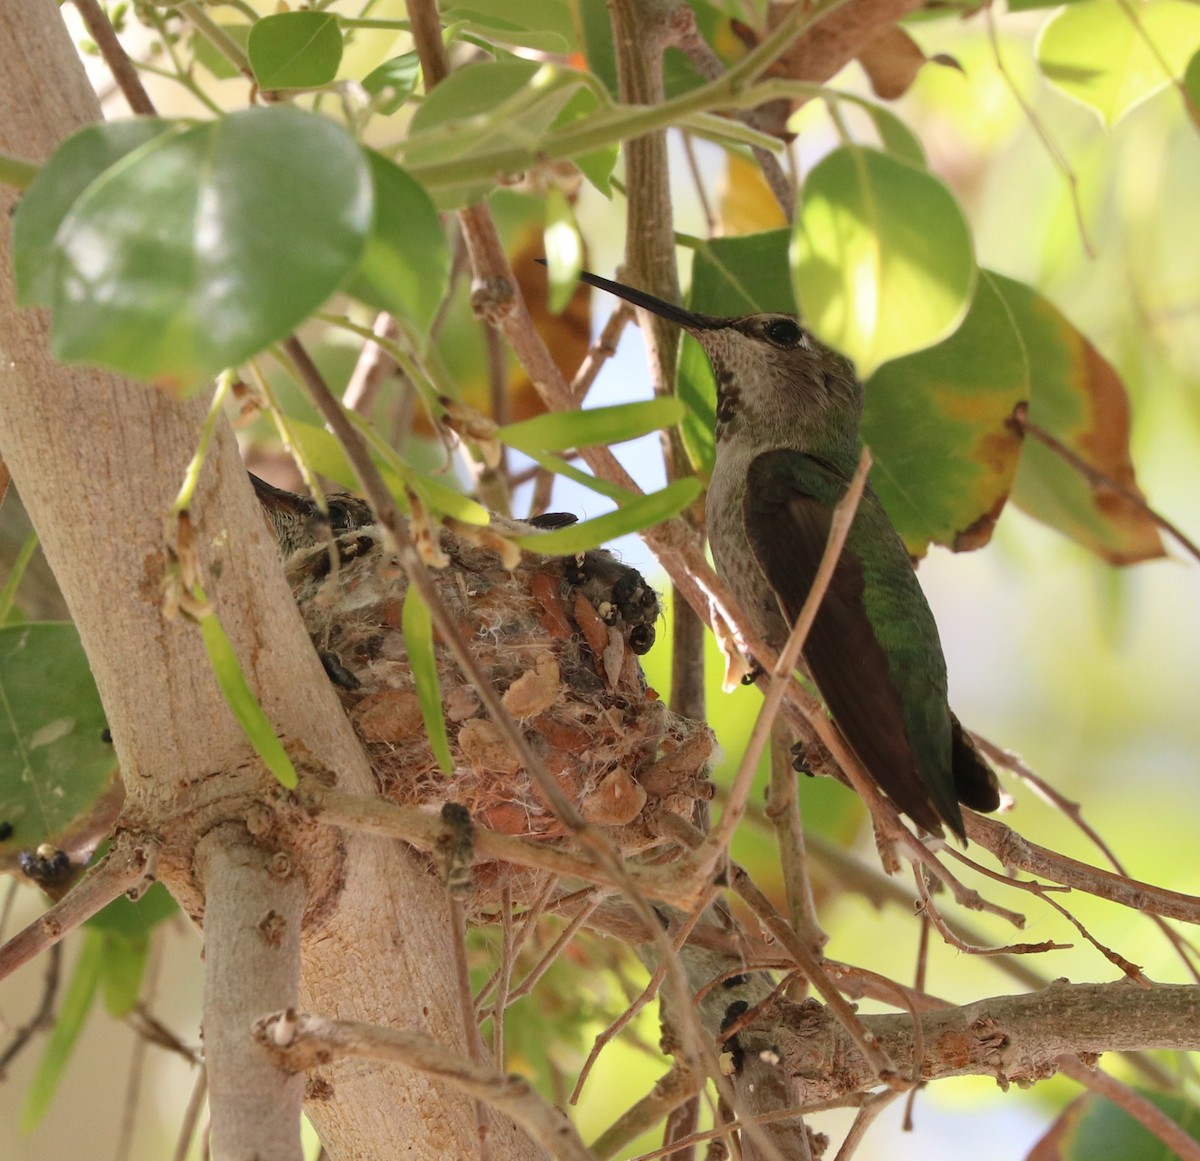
569,267 -> 1000,839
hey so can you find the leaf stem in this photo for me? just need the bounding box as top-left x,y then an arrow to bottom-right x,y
173,372 -> 234,514
0,531 -> 40,624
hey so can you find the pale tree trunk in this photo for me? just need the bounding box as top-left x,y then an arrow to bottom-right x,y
0,3 -> 536,1157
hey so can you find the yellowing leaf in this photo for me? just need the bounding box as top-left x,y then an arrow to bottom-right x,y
992,275 -> 1165,564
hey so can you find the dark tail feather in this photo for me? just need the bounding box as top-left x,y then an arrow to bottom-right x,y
951,715 -> 1002,813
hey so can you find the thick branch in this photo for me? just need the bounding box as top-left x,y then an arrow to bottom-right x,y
198,825 -> 306,1161
255,1011 -> 592,1161
0,6 -> 530,1158
746,981 -> 1200,1106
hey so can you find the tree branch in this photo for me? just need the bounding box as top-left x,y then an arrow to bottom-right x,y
741,981 -> 1200,1107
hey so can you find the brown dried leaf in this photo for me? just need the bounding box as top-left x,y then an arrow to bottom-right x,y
858,27 -> 928,101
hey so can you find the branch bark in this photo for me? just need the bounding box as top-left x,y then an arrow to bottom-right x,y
741,980 -> 1200,1107
0,5 -> 535,1158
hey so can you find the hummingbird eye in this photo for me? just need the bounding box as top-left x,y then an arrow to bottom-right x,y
763,318 -> 803,347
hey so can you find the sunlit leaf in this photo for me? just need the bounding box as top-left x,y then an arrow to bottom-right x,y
1028,1089 -> 1200,1161
991,275 -> 1165,564
362,51 -> 422,115
793,145 -> 976,377
862,271 -> 1028,556
717,154 -> 789,237
543,186 -> 583,313
27,109 -> 372,395
197,599 -> 298,788
348,151 -> 450,335
248,11 -> 343,90
498,398 -> 686,453
1036,0 -> 1200,126
0,623 -> 117,860
12,118 -> 172,306
22,929 -> 104,1130
507,478 -> 703,553
402,587 -> 453,775
845,98 -> 926,167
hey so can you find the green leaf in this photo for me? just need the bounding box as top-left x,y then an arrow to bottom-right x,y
498,398 -> 685,453
87,881 -> 178,937
23,929 -> 104,1131
248,11 -> 343,90
550,86 -> 618,196
197,600 -> 298,788
348,151 -> 450,334
32,109 -> 372,395
362,51 -> 422,115
99,931 -> 149,1017
401,587 -> 453,775
1182,47 -> 1200,129
508,478 -> 703,553
12,118 -> 172,307
861,271 -> 1028,556
0,623 -> 118,856
793,145 -> 976,377
1037,0 -> 1200,126
442,2 -> 575,52
678,229 -> 795,476
404,59 -> 582,168
516,450 -> 637,504
991,275 -> 1164,564
1030,1089 -> 1200,1161
851,100 -> 926,168
193,22 -> 252,80
543,186 -> 583,313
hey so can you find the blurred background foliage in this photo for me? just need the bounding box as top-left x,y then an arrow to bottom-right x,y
1,1 -> 1199,1159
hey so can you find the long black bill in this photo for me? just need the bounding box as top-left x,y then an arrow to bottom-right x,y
535,259 -> 719,332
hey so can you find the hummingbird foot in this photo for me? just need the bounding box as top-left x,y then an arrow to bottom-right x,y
789,736 -> 839,781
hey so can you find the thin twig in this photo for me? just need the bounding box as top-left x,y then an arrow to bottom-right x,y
1010,407 -> 1196,562
448,889 -> 493,1161
914,871 -> 1069,958
0,941 -> 61,1075
570,301 -> 634,402
832,1089 -> 903,1161
975,732 -> 1200,982
965,811 -> 1200,925
984,8 -> 1093,258
765,717 -> 825,950
0,837 -> 158,982
570,883 -> 720,1105
73,0 -> 157,115
343,311 -> 398,414
171,1069 -> 209,1161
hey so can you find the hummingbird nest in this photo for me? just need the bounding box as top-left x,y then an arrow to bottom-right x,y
284,516 -> 714,912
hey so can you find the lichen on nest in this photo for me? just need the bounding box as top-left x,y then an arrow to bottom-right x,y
284,515 -> 714,906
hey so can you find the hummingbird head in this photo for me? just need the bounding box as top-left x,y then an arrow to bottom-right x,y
568,267 -> 863,454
